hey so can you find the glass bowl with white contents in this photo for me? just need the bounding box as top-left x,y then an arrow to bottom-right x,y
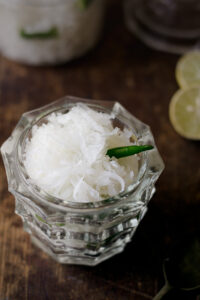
0,0 -> 105,65
1,96 -> 164,266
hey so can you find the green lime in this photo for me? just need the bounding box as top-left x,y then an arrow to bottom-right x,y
169,87 -> 200,140
176,52 -> 200,89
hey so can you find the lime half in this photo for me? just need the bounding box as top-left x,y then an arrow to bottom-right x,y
176,52 -> 200,89
169,87 -> 200,140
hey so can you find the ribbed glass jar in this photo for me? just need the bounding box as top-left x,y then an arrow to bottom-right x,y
1,96 -> 164,266
0,0 -> 105,65
124,0 -> 200,54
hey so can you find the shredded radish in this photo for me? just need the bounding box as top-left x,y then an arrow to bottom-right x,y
24,104 -> 139,202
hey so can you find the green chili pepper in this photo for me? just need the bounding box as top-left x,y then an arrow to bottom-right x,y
78,0 -> 94,9
106,145 -> 154,159
20,26 -> 58,39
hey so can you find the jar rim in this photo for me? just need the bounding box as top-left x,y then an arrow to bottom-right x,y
16,101 -> 149,211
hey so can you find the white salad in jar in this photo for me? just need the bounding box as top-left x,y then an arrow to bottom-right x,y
0,0 -> 105,65
24,104 -> 140,202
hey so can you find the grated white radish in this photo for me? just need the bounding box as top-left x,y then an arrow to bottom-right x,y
24,104 -> 139,203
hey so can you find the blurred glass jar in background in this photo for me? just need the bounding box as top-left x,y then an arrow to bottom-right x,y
0,0 -> 105,65
124,0 -> 200,54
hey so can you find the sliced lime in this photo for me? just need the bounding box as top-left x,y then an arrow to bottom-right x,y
176,52 -> 200,88
169,87 -> 200,140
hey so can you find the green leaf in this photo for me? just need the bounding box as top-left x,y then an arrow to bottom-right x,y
106,145 -> 154,159
77,0 -> 94,9
56,223 -> 65,227
165,236 -> 200,290
35,215 -> 65,227
20,26 -> 58,39
35,214 -> 49,225
154,234 -> 200,299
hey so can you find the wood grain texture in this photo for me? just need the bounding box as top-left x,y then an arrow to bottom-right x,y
0,1 -> 200,299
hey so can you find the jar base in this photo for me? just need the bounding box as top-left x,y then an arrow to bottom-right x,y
31,236 -> 125,266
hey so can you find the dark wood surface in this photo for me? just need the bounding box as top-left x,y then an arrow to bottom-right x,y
0,1 -> 200,299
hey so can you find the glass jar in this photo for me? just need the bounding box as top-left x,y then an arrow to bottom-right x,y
1,96 -> 164,266
124,0 -> 200,54
0,0 -> 105,65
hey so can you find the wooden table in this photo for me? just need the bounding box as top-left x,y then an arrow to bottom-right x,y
0,1 -> 199,299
